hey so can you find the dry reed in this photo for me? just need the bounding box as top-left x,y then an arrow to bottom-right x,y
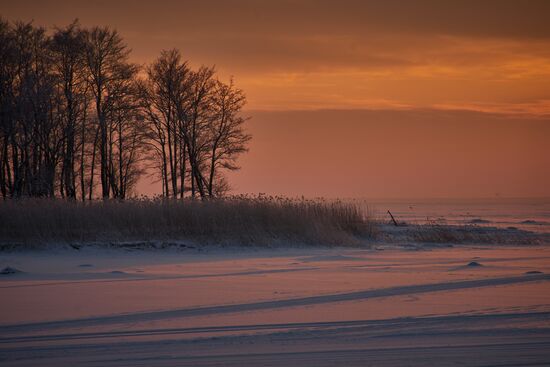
0,196 -> 375,248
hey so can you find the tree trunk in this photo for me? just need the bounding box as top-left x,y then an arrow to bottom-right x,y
179,138 -> 186,198
208,147 -> 216,197
80,111 -> 86,201
118,118 -> 124,199
89,125 -> 100,200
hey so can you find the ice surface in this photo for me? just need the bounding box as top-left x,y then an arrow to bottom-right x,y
1,245 -> 550,365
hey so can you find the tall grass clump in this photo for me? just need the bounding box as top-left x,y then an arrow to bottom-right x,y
0,196 -> 375,248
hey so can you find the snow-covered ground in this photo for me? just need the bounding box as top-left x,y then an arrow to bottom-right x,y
1,244 -> 550,366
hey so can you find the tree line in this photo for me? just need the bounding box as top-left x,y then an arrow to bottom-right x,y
0,19 -> 250,200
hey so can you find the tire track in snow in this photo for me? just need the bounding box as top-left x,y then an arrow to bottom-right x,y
0,267 -> 319,289
1,273 -> 549,333
2,310 -> 550,344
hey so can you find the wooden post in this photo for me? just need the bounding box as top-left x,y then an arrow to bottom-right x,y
388,210 -> 398,226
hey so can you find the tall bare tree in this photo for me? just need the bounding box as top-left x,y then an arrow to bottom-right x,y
142,52 -> 250,199
107,62 -> 144,199
83,26 -> 130,199
140,49 -> 191,198
207,79 -> 250,197
6,22 -> 63,197
0,19 -> 17,198
50,20 -> 88,199
178,66 -> 216,198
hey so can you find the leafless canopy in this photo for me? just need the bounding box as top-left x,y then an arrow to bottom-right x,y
0,19 -> 250,200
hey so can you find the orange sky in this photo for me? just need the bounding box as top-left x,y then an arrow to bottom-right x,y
2,0 -> 549,198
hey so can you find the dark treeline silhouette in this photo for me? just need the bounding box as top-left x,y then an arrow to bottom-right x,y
0,19 -> 250,200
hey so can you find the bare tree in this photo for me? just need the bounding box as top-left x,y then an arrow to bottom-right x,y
0,20 -> 251,200
5,21 -> 64,197
0,19 -> 17,198
107,62 -> 144,199
177,66 -> 216,199
141,52 -> 251,199
140,50 -> 191,198
206,79 -> 250,197
83,26 -> 130,199
50,20 -> 88,199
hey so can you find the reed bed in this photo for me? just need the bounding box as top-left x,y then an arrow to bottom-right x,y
0,196 -> 375,247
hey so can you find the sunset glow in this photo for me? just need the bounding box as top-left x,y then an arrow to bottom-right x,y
2,0 -> 549,198
2,2 -> 550,366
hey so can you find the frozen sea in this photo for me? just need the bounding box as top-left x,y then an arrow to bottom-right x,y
364,197 -> 550,233
1,198 -> 550,366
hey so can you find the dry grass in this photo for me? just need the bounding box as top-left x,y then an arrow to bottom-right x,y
0,196 -> 375,248
408,224 -> 547,245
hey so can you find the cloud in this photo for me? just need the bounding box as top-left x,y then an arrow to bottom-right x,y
3,0 -> 550,113
433,100 -> 550,117
8,0 -> 548,39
